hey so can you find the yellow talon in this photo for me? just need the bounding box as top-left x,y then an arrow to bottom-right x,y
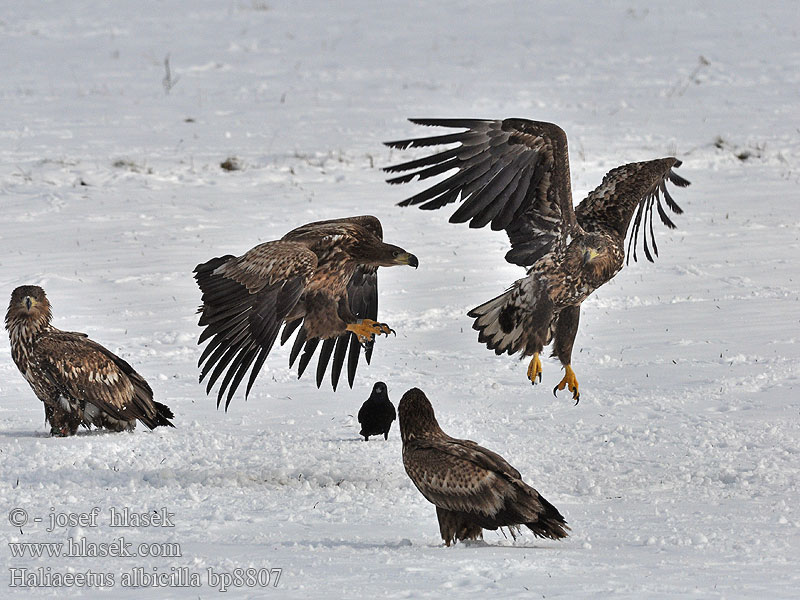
553,364 -> 580,404
527,353 -> 543,384
346,319 -> 395,344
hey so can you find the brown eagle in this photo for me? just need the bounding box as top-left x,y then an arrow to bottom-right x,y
385,118 -> 691,402
399,388 -> 569,546
5,286 -> 175,436
194,215 -> 418,408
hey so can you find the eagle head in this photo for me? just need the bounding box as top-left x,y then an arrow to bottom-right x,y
568,234 -> 623,282
6,285 -> 52,331
398,387 -> 442,443
359,240 -> 419,269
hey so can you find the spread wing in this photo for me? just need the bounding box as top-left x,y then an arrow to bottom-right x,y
385,118 -> 578,266
33,331 -> 169,428
279,216 -> 382,391
575,158 -> 690,264
195,240 -> 314,409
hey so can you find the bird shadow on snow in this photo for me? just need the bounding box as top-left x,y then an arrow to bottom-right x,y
319,436 -> 397,443
0,428 -> 132,439
0,429 -> 49,439
274,537 -> 564,551
452,537 -> 567,551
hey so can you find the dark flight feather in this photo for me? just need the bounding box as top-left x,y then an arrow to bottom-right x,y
195,215 -> 414,405
385,118 -> 690,398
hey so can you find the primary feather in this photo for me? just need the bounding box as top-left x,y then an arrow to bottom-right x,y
385,118 -> 690,400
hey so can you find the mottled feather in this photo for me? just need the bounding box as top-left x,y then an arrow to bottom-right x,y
195,215 -> 416,406
386,118 -> 690,398
399,388 -> 568,546
5,286 -> 174,436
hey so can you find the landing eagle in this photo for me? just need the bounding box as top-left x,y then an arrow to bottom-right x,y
194,215 -> 418,408
385,118 -> 690,402
5,286 -> 175,436
399,388 -> 569,546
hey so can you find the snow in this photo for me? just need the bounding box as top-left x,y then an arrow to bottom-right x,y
1,0 -> 799,597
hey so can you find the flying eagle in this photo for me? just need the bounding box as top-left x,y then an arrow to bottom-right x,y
399,388 -> 569,546
385,118 -> 691,402
5,286 -> 175,436
194,215 -> 418,407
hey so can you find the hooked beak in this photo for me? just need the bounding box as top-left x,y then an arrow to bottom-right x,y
582,248 -> 599,266
397,252 -> 419,269
24,296 -> 32,310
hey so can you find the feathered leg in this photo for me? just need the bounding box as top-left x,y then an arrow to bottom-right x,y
552,305 -> 581,404
48,403 -> 81,436
436,507 -> 483,546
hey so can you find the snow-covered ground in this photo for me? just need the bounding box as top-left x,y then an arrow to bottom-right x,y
1,1 -> 798,597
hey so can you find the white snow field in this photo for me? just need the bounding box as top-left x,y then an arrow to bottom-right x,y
1,1 -> 798,598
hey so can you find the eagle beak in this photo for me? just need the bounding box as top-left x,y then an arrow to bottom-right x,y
583,248 -> 599,265
24,296 -> 32,310
398,253 -> 419,269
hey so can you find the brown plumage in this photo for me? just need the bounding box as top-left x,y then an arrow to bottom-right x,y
194,215 -> 418,408
399,388 -> 569,546
5,286 -> 175,436
385,118 -> 691,402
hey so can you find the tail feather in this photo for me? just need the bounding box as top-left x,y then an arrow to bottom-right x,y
467,282 -> 530,356
151,401 -> 176,428
523,491 -> 569,540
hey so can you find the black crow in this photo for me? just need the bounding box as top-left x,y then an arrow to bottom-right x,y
358,382 -> 396,441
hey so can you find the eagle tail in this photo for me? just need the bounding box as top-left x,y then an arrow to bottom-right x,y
467,280 -> 531,356
151,401 -> 176,428
522,491 -> 570,540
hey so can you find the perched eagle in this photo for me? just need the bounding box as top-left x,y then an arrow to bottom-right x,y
5,286 -> 175,436
194,215 -> 418,408
399,388 -> 569,546
357,381 -> 396,441
385,118 -> 691,402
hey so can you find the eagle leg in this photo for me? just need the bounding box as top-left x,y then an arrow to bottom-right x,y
345,319 -> 395,345
527,353 -> 543,385
553,364 -> 580,405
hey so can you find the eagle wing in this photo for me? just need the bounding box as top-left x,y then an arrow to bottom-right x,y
280,216 -> 382,390
403,436 -> 523,519
195,240 -> 315,408
32,331 -> 165,428
385,118 -> 578,266
575,158 -> 690,264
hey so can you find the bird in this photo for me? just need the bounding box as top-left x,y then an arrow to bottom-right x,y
357,381 -> 396,440
194,215 -> 418,408
384,118 -> 691,402
398,388 -> 569,546
5,285 -> 175,436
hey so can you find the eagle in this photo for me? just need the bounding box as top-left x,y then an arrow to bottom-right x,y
194,215 -> 418,408
399,388 -> 569,546
5,285 -> 175,436
385,118 -> 691,402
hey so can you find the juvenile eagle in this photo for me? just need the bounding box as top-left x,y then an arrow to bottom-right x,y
5,286 -> 175,436
357,381 -> 396,441
194,215 -> 418,408
385,118 -> 691,402
399,388 -> 569,546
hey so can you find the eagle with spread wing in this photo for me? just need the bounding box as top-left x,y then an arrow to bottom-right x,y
194,215 -> 418,408
399,388 -> 569,546
5,286 -> 175,436
385,118 -> 690,402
